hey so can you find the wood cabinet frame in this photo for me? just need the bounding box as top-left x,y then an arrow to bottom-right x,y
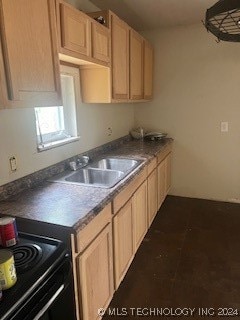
80,10 -> 153,103
92,22 -> 110,64
56,0 -> 110,67
130,29 -> 144,100
148,168 -> 158,226
111,12 -> 129,101
75,223 -> 114,320
57,0 -> 91,58
157,148 -> 172,210
143,40 -> 154,100
132,181 -> 148,251
113,199 -> 134,289
0,0 -> 61,108
71,145 -> 172,320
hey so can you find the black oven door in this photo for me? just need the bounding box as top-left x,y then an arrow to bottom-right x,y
9,254 -> 76,320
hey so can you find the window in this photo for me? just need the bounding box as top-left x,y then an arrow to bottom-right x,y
35,65 -> 80,151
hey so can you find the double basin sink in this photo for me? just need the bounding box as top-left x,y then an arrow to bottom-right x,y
50,158 -> 142,188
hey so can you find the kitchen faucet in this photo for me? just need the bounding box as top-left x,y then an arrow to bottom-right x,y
69,156 -> 90,171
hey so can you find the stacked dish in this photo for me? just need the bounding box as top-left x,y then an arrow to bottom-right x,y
144,132 -> 168,141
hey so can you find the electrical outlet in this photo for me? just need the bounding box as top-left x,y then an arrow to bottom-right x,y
9,156 -> 17,172
107,127 -> 113,136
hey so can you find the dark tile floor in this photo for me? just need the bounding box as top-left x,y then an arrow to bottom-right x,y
103,196 -> 240,319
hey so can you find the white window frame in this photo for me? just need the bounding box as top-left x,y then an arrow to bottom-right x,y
35,65 -> 81,152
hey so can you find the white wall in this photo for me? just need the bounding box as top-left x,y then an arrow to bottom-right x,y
65,0 -> 99,12
0,103 -> 134,185
0,0 -> 135,186
135,24 -> 240,203
2,19 -> 240,204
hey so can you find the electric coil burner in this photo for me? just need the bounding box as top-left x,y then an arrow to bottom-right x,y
13,244 -> 43,273
0,232 -> 76,320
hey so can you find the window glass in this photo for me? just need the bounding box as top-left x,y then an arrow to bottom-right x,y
35,66 -> 80,151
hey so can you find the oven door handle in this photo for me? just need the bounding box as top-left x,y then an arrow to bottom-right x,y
33,284 -> 65,320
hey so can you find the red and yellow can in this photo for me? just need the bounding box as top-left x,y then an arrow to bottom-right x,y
0,249 -> 17,290
0,217 -> 18,247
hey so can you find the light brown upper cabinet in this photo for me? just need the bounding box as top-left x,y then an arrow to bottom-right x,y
92,23 -> 110,63
57,1 -> 91,58
0,55 -> 5,108
79,9 -> 154,103
111,13 -> 129,101
130,29 -> 144,100
144,40 -> 154,100
56,1 -> 110,67
80,10 -> 129,103
0,0 -> 61,108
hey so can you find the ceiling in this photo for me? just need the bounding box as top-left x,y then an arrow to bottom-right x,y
80,0 -> 217,31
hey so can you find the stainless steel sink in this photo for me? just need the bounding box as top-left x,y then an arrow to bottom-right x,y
49,157 -> 143,188
65,168 -> 124,188
50,168 -> 124,188
89,158 -> 140,172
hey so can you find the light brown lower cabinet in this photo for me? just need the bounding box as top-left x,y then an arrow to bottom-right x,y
147,168 -> 158,226
132,181 -> 148,251
165,152 -> 172,194
113,199 -> 134,289
157,159 -> 166,208
72,147 -> 172,320
113,180 -> 148,289
77,224 -> 114,320
157,152 -> 172,209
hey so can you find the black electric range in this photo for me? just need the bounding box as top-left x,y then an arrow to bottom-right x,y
0,232 -> 76,320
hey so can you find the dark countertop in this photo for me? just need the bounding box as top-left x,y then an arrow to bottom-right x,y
0,139 -> 173,234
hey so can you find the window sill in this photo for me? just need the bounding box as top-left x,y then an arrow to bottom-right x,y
37,136 -> 80,152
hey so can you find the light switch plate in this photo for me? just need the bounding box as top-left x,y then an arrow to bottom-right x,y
221,122 -> 228,132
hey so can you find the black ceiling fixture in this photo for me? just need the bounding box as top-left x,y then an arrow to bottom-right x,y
205,0 -> 240,42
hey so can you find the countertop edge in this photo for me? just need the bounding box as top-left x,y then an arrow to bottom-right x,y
72,139 -> 173,233
0,139 -> 173,235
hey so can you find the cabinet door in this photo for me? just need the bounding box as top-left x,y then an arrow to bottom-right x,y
144,40 -> 153,100
130,29 -> 143,100
111,14 -> 129,101
165,153 -> 171,194
0,0 -> 61,107
92,22 -> 110,64
0,52 -> 5,108
132,181 -> 148,251
157,159 -> 166,209
59,1 -> 91,57
78,224 -> 114,320
113,199 -> 134,289
148,168 -> 158,227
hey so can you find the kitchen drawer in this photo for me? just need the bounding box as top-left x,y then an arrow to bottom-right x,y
75,203 -> 111,253
113,167 -> 147,214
